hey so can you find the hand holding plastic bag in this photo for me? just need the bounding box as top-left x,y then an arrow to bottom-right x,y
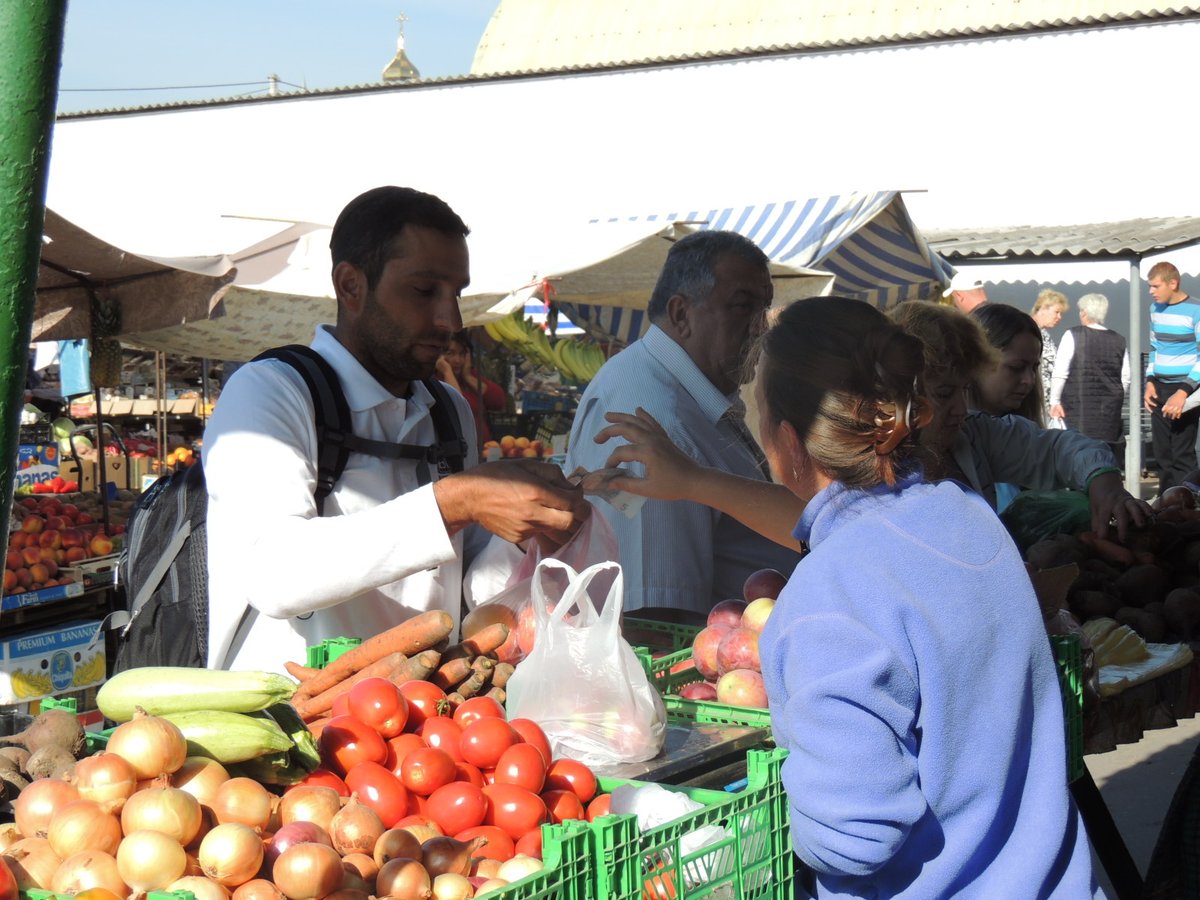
505,558 -> 666,766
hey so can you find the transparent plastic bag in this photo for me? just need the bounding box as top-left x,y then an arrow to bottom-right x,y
505,558 -> 667,766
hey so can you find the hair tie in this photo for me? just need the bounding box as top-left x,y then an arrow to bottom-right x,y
873,384 -> 933,456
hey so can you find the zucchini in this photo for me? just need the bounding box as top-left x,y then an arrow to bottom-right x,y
263,702 -> 322,773
98,667 -> 297,722
160,709 -> 294,763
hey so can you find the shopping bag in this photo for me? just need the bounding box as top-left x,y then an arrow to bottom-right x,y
461,507 -> 618,665
505,558 -> 667,766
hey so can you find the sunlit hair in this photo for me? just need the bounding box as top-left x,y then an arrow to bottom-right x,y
1032,289 -> 1069,315
647,230 -> 769,321
1077,293 -> 1109,324
1148,260 -> 1181,285
758,297 -> 926,488
969,304 -> 1045,426
886,300 -> 998,388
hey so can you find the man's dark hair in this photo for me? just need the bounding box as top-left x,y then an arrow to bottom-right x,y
330,186 -> 470,290
647,230 -> 770,320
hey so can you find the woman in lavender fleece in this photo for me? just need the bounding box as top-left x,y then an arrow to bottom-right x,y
599,297 -> 1098,898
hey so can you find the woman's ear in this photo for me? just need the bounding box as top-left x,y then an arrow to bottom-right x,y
333,261 -> 367,313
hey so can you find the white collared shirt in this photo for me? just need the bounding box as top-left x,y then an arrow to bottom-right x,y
566,325 -> 801,614
203,325 -> 480,672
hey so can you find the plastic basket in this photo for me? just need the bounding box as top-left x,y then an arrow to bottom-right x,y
1051,633 -> 1085,783
306,636 -> 361,669
592,747 -> 796,900
623,616 -> 702,654
491,819 -> 592,900
633,644 -> 774,734
24,893 -> 193,900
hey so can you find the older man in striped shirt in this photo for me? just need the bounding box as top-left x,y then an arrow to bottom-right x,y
1144,260 -> 1200,494
566,231 -> 802,616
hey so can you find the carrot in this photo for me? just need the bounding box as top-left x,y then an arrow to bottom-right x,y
294,610 -> 454,701
445,692 -> 466,710
456,666 -> 491,700
462,623 -> 510,657
285,661 -> 321,682
294,651 -> 406,722
307,716 -> 332,739
490,662 -> 515,689
484,687 -> 506,705
392,649 -> 442,685
432,657 -> 475,691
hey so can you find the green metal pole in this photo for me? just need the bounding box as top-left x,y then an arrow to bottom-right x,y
0,1 -> 68,542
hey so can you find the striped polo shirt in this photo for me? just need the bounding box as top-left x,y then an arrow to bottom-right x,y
1147,295 -> 1200,389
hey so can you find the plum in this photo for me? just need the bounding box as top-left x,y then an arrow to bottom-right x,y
707,599 -> 747,629
716,626 -> 761,676
743,568 -> 787,603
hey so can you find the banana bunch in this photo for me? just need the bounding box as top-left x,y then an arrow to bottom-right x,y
552,338 -> 606,383
483,309 -> 557,369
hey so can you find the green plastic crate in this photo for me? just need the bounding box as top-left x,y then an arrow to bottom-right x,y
24,893 -> 193,900
306,636 -> 361,668
591,747 -> 795,900
1051,633 -> 1085,783
623,616 -> 702,654
488,819 -> 592,900
634,645 -> 774,734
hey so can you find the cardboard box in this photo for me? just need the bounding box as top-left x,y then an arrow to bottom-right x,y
12,444 -> 62,493
58,454 -> 143,492
0,619 -> 106,706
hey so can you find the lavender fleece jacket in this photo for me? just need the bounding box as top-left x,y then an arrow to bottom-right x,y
759,476 -> 1098,899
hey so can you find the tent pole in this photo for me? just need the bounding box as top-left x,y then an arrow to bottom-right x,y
1127,259 -> 1142,496
0,1 -> 67,541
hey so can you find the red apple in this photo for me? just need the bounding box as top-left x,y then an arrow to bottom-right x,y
707,598 -> 747,629
742,568 -> 787,603
691,623 -> 732,681
716,626 -> 761,676
716,669 -> 768,708
741,597 -> 776,634
678,681 -> 719,701
89,534 -> 114,557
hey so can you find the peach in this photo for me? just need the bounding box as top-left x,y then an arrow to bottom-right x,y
28,563 -> 49,585
2,570 -> 15,592
15,568 -> 32,588
61,528 -> 86,549
716,626 -> 761,676
44,516 -> 68,531
20,516 -> 44,535
482,440 -> 500,450
521,448 -> 539,458
38,530 -> 62,550
514,436 -> 531,449
678,681 -> 719,702
89,534 -> 114,557
8,532 -> 27,550
6,550 -> 23,571
499,435 -> 516,450
691,624 -> 732,681
64,546 -> 87,563
741,597 -> 776,634
716,669 -> 768,708
60,504 -> 79,520
742,568 -> 787,603
707,599 -> 747,629
20,547 -> 42,567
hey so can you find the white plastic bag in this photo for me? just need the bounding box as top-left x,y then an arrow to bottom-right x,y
505,558 -> 667,766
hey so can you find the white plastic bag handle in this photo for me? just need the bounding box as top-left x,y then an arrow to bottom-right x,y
533,558 -> 623,632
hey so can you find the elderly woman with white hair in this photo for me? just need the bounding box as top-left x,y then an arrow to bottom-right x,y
1049,292 -> 1131,457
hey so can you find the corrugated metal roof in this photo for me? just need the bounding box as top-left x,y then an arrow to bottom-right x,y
925,217 -> 1200,260
471,0 -> 1200,76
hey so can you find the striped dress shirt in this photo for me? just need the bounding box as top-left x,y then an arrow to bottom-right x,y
1147,296 -> 1200,389
566,325 -> 802,614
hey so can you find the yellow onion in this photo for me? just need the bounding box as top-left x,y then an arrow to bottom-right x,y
72,753 -> 137,815
171,874 -> 233,900
116,830 -> 186,891
47,800 -> 121,857
120,785 -> 202,845
198,823 -> 264,888
50,850 -> 126,896
106,708 -> 187,779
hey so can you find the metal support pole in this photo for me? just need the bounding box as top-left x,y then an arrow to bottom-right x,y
0,1 -> 69,541
1127,259 -> 1143,495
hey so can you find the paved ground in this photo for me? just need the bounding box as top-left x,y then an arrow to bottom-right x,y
1088,712 -> 1200,897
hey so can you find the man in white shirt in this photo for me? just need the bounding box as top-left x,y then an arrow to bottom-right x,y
566,231 -> 802,616
942,273 -> 989,314
1049,292 -> 1130,460
203,186 -> 589,671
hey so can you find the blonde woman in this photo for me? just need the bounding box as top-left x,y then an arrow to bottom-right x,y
1032,289 -> 1070,418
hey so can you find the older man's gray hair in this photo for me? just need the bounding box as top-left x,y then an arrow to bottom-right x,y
647,230 -> 770,320
1077,292 -> 1109,324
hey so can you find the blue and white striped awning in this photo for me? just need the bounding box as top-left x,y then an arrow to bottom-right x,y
562,191 -> 952,346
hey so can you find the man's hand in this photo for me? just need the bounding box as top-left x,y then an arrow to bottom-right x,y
434,459 -> 590,544
1088,471 -> 1152,542
1144,380 -> 1158,414
594,408 -> 701,502
1162,388 -> 1190,420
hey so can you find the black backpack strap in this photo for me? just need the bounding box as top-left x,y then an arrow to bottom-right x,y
421,377 -> 468,475
251,345 -> 351,515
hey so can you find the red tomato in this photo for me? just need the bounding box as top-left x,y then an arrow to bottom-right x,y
400,746 -> 458,796
643,863 -> 678,900
544,758 -> 597,803
452,696 -> 505,728
508,718 -> 553,766
540,788 -> 585,824
460,718 -> 518,770
348,677 -> 409,738
481,783 -> 547,842
420,717 -> 465,762
344,761 -> 411,828
385,733 -> 428,774
586,793 -> 613,821
295,768 -> 350,797
318,715 -> 388,776
494,742 -> 547,794
0,851 -> 18,900
514,826 -> 543,859
331,693 -> 350,718
453,825 -> 515,861
425,781 -> 488,835
399,680 -> 450,732
454,761 -> 485,789
410,792 -> 431,816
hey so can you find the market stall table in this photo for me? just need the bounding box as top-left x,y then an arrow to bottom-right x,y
591,721 -> 770,789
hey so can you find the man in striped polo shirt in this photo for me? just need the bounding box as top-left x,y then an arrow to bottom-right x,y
1143,260 -> 1200,494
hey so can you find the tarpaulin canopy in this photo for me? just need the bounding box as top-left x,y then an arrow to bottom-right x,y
563,191 -> 950,345
33,209 -> 236,341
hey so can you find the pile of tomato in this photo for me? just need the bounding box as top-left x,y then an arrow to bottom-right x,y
301,676 -> 611,860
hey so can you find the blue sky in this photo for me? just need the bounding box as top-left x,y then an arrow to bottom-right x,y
56,1 -> 501,114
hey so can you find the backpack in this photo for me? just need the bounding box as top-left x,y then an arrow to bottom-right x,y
112,345 -> 467,672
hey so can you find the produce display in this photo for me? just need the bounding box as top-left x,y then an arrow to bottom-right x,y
4,494 -> 133,596
482,311 -> 606,383
676,568 -> 787,710
481,436 -> 555,460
